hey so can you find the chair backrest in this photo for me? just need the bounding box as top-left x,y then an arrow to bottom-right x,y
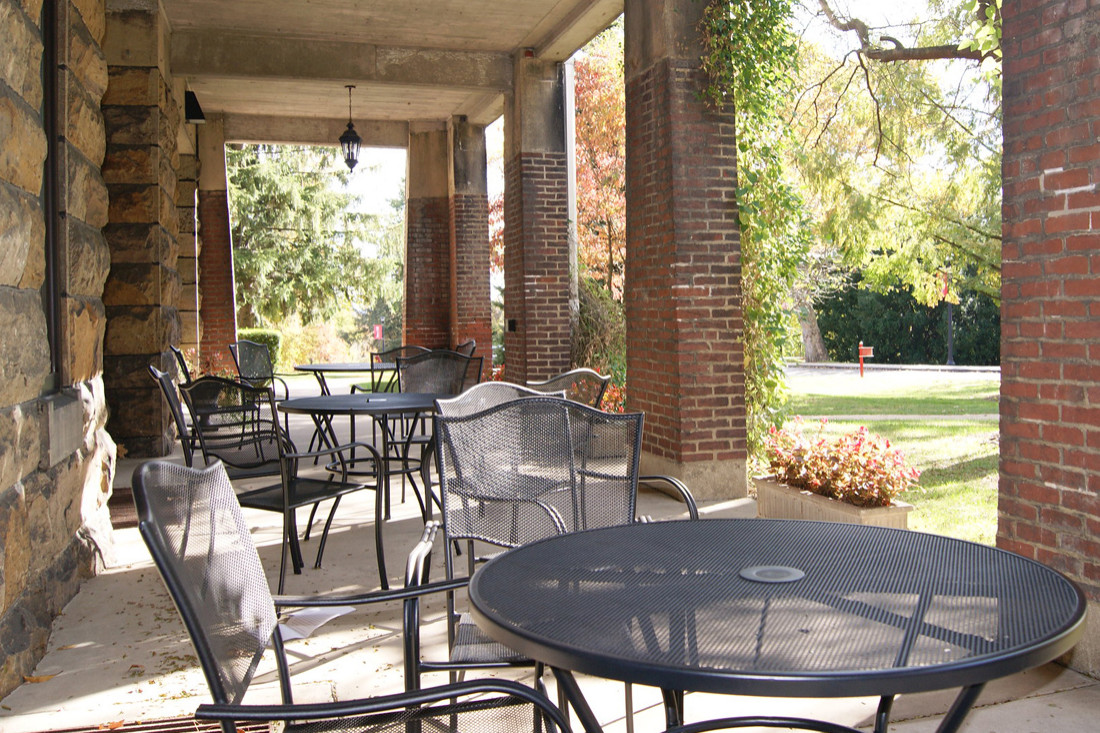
370,345 -> 430,392
436,381 -> 556,418
169,345 -> 193,385
149,365 -> 195,467
229,339 -> 276,386
527,368 -> 611,409
397,350 -> 473,395
455,339 -> 476,356
132,460 -> 278,706
179,375 -> 283,476
434,396 -> 643,557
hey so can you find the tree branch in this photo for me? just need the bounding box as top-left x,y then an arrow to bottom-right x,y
817,0 -> 987,62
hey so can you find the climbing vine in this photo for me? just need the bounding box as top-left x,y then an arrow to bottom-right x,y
700,0 -> 808,455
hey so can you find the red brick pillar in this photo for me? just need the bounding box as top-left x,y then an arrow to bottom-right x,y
1001,0 -> 1100,672
451,117 -> 493,360
405,124 -> 451,349
623,0 -> 746,500
502,55 -> 571,382
196,117 -> 237,375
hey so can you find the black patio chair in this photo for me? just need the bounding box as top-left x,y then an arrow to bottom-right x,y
410,395 -> 699,723
169,344 -> 193,385
527,368 -> 611,409
455,338 -> 476,356
179,375 -> 384,592
132,459 -> 571,733
352,344 -> 431,394
149,365 -> 198,465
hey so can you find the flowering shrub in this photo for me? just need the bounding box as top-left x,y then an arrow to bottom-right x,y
601,381 -> 626,413
764,418 -> 920,508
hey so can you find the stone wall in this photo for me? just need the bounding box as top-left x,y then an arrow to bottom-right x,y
0,0 -> 116,697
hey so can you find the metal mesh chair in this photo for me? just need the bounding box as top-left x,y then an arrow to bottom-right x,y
169,345 -> 193,384
132,460 -> 570,733
230,339 -> 290,399
149,365 -> 198,466
179,376 -> 383,592
455,339 -> 476,356
352,345 -> 431,394
435,382 -> 553,418
526,368 -> 611,409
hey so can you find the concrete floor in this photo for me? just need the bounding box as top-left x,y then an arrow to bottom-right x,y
1,373 -> 1096,732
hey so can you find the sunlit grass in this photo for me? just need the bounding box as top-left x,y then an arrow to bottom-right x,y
788,371 -> 1000,416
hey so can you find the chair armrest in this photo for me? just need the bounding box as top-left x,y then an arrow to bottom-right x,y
282,440 -> 380,463
195,678 -> 571,727
273,576 -> 469,610
640,474 -> 699,519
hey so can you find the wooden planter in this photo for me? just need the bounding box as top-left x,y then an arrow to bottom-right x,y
754,475 -> 912,529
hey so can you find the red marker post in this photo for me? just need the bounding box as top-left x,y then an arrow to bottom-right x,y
858,341 -> 874,377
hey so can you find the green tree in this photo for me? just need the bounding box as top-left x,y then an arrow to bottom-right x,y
794,1 -> 1002,306
226,144 -> 384,327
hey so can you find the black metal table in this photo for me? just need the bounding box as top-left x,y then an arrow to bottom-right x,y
469,519 -> 1086,733
280,392 -> 445,588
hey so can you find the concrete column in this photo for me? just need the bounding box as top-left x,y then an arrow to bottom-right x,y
502,53 -> 571,383
102,2 -> 181,457
450,117 -> 492,361
623,0 -> 746,500
196,115 -> 237,374
405,123 -> 452,348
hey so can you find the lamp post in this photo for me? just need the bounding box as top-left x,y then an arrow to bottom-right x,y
339,85 -> 361,171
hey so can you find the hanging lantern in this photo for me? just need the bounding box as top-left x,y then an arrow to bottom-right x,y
339,85 -> 361,171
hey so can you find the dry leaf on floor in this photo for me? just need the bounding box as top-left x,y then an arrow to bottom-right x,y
22,674 -> 56,683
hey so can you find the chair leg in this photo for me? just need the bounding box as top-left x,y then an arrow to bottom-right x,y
624,683 -> 634,733
302,503 -> 321,541
312,497 -> 342,569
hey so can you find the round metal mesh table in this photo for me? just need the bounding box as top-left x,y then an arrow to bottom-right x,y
470,519 -> 1085,701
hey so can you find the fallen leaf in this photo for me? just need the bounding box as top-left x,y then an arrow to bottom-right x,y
57,644 -> 79,650
97,721 -> 125,730
22,674 -> 56,683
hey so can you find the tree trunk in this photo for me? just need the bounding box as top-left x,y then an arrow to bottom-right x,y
794,289 -> 830,362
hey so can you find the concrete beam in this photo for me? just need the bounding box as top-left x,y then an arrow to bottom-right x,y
528,0 -> 623,61
223,114 -> 409,147
172,30 -> 513,91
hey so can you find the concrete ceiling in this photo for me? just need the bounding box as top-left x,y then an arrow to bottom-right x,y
164,0 -> 624,145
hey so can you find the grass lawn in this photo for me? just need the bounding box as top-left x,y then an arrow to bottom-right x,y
783,369 -> 1000,545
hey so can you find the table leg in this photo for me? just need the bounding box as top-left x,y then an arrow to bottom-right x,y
934,684 -> 985,733
551,668 -> 604,733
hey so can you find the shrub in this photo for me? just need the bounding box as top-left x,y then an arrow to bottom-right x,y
238,328 -> 282,366
764,418 -> 920,508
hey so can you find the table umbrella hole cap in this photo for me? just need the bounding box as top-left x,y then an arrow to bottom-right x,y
740,565 -> 806,583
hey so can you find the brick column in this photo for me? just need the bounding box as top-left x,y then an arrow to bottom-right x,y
451,117 -> 492,358
102,5 -> 181,457
196,116 -> 237,374
405,124 -> 452,348
1000,0 -> 1100,675
623,0 -> 746,500
502,55 -> 571,382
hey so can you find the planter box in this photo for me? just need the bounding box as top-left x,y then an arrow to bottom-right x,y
754,475 -> 912,529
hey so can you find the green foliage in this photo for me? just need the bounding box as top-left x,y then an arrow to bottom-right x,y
237,327 -> 282,366
765,418 -> 921,508
226,144 -> 385,327
815,276 -> 999,365
574,276 -> 626,383
701,0 -> 808,453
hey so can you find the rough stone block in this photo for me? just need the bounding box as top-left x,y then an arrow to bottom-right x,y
104,304 -> 179,355
105,383 -> 169,445
69,19 -> 109,101
177,153 -> 199,181
66,297 -> 106,384
102,221 -> 174,263
0,181 -> 44,289
1,0 -> 43,108
102,145 -> 160,185
103,9 -> 161,67
67,86 -> 107,166
0,481 -> 29,604
106,182 -> 159,224
102,104 -> 157,145
72,0 -> 106,45
104,262 -> 179,307
0,403 -> 42,500
0,95 -> 47,196
66,219 -> 111,298
66,153 -> 109,228
0,289 -> 49,406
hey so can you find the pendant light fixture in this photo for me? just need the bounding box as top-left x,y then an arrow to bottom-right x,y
339,85 -> 362,171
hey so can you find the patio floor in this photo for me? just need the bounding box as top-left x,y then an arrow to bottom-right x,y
1,374 -> 1097,732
